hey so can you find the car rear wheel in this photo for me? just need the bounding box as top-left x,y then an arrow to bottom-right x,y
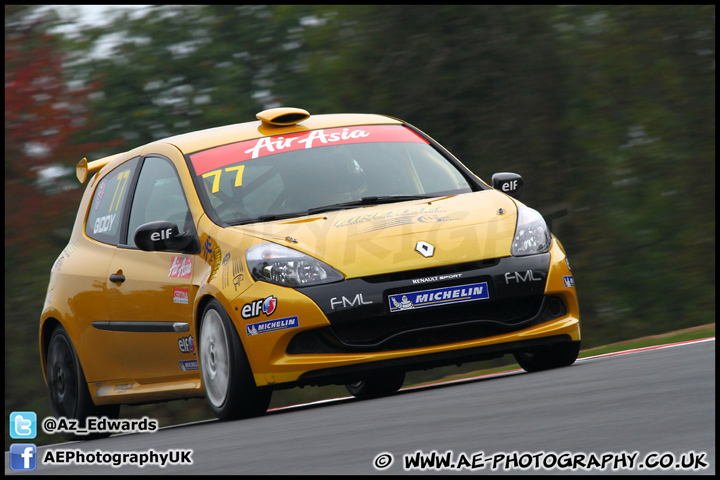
346,371 -> 406,399
513,341 -> 581,373
199,298 -> 271,420
46,325 -> 120,440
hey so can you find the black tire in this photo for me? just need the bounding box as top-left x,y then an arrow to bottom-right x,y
46,325 -> 120,441
514,341 -> 581,373
346,371 -> 406,399
198,298 -> 271,420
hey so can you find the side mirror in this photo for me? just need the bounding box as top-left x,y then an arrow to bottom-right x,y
134,221 -> 199,253
491,172 -> 524,200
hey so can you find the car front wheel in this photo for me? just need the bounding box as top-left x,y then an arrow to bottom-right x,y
513,341 -> 581,373
199,298 -> 271,420
46,325 -> 119,440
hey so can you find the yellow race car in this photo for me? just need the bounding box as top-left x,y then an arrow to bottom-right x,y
40,107 -> 580,438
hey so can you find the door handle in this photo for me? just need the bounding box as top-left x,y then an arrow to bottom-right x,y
109,274 -> 125,283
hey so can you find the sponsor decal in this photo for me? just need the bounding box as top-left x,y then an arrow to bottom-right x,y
334,206 -> 443,228
504,270 -> 542,284
190,125 -> 429,175
232,256 -> 245,291
222,253 -> 231,288
332,206 -> 460,236
202,237 -> 213,261
262,296 -> 277,315
411,273 -> 463,285
94,178 -> 108,210
388,282 -> 489,313
210,246 -> 222,280
246,316 -> 299,336
233,256 -> 244,275
330,293 -> 373,310
242,295 -> 277,319
95,384 -> 112,397
200,235 -> 222,281
173,287 -> 189,304
150,227 -> 175,241
62,241 -> 77,258
93,213 -> 117,234
179,359 -> 199,371
169,257 -> 192,279
178,335 -> 196,354
563,275 -> 575,288
52,255 -> 64,273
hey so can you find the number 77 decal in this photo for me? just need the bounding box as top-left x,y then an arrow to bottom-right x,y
202,165 -> 245,193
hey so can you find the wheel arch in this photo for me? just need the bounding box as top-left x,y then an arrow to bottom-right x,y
39,317 -> 63,384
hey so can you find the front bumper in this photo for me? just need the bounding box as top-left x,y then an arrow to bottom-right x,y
232,242 -> 580,388
294,254 -> 558,353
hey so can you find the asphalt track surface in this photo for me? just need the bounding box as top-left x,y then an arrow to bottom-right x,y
6,338 -> 715,475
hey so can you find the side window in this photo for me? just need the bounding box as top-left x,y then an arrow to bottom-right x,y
86,158 -> 139,245
126,156 -> 192,247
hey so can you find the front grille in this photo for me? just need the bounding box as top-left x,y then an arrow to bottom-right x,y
287,295 -> 565,354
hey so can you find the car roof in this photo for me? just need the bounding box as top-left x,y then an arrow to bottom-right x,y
79,110 -> 405,183
160,112 -> 404,155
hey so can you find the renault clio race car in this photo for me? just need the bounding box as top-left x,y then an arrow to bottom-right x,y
40,107 -> 580,438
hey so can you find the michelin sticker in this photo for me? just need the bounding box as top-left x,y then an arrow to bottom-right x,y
179,360 -> 198,371
389,282 -> 489,313
246,316 -> 299,336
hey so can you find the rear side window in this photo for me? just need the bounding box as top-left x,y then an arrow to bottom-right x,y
86,158 -> 139,245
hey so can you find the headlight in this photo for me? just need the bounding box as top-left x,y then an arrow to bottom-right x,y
511,207 -> 552,256
246,243 -> 344,287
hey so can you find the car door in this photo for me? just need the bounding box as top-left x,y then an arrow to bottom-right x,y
106,155 -> 200,384
72,157 -> 141,384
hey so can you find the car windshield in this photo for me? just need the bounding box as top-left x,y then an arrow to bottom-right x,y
188,125 -> 473,224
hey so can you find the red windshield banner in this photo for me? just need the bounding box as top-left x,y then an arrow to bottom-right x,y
190,125 -> 428,176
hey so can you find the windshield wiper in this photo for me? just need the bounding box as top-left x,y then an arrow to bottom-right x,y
236,195 -> 433,225
306,195 -> 433,215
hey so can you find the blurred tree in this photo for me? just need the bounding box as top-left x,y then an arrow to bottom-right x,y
66,5 -> 319,154
5,6 -> 125,246
4,5 -> 125,450
284,5 -> 574,209
554,5 -> 715,340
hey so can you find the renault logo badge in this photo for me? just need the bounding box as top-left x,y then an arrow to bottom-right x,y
415,241 -> 435,258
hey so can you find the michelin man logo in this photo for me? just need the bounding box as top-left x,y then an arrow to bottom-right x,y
391,295 -> 414,311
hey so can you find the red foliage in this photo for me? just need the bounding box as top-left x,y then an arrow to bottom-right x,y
4,22 -> 119,248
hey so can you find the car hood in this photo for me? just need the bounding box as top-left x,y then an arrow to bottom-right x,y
233,191 -> 518,279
